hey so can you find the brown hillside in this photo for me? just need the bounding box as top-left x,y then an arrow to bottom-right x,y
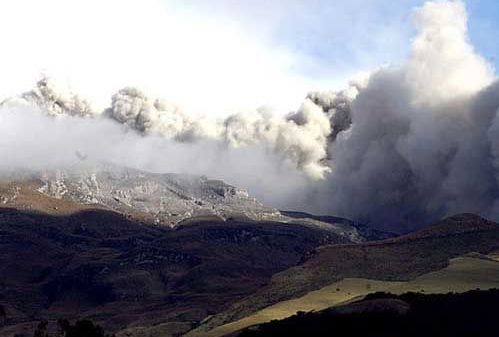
200,214 -> 499,332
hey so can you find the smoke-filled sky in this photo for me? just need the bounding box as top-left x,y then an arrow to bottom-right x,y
1,1 -> 499,231
0,0 -> 498,115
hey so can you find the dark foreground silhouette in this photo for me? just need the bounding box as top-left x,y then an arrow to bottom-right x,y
238,289 -> 499,337
33,319 -> 113,337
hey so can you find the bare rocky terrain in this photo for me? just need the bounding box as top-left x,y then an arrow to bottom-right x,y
3,164 -> 279,227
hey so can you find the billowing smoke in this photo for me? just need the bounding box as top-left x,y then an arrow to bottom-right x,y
2,77 -> 94,118
310,0 -> 499,230
306,79 -> 365,143
103,87 -> 332,178
4,77 -> 333,180
2,0 -> 499,231
222,101 -> 331,178
104,87 -> 220,142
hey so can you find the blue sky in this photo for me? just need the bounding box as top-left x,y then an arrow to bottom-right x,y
467,0 -> 499,68
175,0 -> 499,83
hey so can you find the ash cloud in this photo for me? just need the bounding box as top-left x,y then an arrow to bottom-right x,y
1,1 -> 499,231
310,1 -> 499,230
4,77 -> 333,180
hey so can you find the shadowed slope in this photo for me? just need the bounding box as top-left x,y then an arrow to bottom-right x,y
0,203 -> 351,337
195,214 -> 499,334
235,289 -> 499,337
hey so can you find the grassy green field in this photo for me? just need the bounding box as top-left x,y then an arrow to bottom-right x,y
187,254 -> 499,337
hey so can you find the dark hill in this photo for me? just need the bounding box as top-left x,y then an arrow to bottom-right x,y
280,211 -> 396,241
236,289 -> 499,337
0,207 -> 350,336
202,214 -> 499,331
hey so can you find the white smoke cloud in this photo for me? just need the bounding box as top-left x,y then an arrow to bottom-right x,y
1,77 -> 94,118
0,104 -> 312,210
223,101 -> 331,179
104,87 -> 220,141
407,1 -> 494,103
3,76 -> 333,179
1,0 -> 499,231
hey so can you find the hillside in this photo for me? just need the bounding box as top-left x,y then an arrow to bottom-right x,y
2,170 -> 499,337
234,289 -> 499,337
1,164 -> 279,227
194,214 -> 499,335
192,254 -> 499,337
0,198 -> 354,337
0,166 -> 383,244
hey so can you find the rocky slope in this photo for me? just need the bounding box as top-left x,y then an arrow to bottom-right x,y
36,164 -> 280,226
1,164 -> 279,227
1,164 -> 386,244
